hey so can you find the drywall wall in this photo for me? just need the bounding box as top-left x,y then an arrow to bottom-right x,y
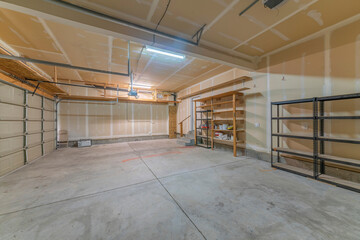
177,17 -> 360,159
58,100 -> 169,141
0,80 -> 56,176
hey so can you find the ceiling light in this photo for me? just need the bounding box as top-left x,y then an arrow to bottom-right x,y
146,46 -> 185,59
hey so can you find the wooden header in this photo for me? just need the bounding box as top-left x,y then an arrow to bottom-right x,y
194,90 -> 244,102
59,95 -> 179,104
178,76 -> 251,100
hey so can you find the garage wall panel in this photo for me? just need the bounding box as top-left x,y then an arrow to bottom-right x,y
59,101 -> 169,141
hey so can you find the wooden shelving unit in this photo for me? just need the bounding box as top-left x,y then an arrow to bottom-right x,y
194,91 -> 246,156
271,93 -> 360,193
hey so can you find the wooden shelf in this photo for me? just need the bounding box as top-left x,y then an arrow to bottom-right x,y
213,138 -> 245,148
197,100 -> 236,108
195,91 -> 245,102
212,129 -> 245,132
318,154 -> 360,167
197,143 -> 211,148
212,110 -> 244,114
318,174 -> 360,191
273,162 -> 313,177
179,76 -> 251,100
194,90 -> 245,157
213,118 -> 245,121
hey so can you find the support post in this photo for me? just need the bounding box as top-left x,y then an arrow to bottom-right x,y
233,93 -> 237,157
313,98 -> 319,178
319,100 -> 325,174
23,90 -> 28,164
211,98 -> 214,150
277,105 -> 280,163
41,96 -> 44,156
270,103 -> 273,166
194,100 -> 197,145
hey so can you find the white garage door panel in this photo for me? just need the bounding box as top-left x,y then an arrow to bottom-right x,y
0,152 -> 24,176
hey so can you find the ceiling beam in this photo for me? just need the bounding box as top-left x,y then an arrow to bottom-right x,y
0,0 -> 256,70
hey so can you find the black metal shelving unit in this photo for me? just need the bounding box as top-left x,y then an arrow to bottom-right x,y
271,93 -> 360,193
195,109 -> 211,149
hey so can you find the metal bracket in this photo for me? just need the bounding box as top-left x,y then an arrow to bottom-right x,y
239,0 -> 259,16
192,24 -> 207,45
32,82 -> 41,96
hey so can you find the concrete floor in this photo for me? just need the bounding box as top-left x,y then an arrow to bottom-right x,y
0,139 -> 360,240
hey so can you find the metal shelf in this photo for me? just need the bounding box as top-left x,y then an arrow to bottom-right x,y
273,147 -> 313,158
318,174 -> 360,193
318,116 -> 360,120
318,154 -> 360,167
272,133 -> 314,140
271,92 -> 360,193
272,116 -> 313,120
318,136 -> 360,144
272,162 -> 313,177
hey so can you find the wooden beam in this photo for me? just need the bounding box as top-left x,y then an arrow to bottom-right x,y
58,94 -> 179,104
0,73 -> 54,99
178,76 -> 252,100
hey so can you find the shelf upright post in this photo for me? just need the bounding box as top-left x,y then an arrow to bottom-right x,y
313,98 -> 319,178
233,93 -> 237,157
270,103 -> 273,166
194,100 -> 197,145
319,100 -> 325,174
23,90 -> 28,164
41,96 -> 44,156
277,105 -> 280,163
211,98 -> 214,150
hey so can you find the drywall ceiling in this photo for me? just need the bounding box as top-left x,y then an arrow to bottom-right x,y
0,0 -> 359,93
0,7 -> 228,92
60,0 -> 360,57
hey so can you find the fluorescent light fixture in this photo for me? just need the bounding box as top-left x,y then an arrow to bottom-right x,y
146,46 -> 185,59
131,83 -> 152,89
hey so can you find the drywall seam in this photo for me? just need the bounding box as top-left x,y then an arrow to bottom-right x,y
108,36 -> 113,84
233,0 -> 318,50
174,64 -> 225,90
8,44 -> 64,55
260,13 -> 360,59
146,0 -> 159,22
203,0 -> 239,34
356,34 -> 360,92
157,58 -> 195,86
178,67 -> 234,92
85,88 -> 89,137
131,103 -> 134,136
266,56 -> 271,152
323,32 -> 332,95
150,103 -> 152,135
110,103 -> 113,137
38,17 -> 84,81
301,53 -> 305,98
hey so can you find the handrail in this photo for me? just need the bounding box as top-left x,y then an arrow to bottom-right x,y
178,115 -> 191,125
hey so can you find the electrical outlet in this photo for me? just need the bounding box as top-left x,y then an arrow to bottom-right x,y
255,122 -> 260,128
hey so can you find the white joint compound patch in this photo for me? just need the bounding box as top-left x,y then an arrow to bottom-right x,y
270,29 -> 290,41
307,10 -> 324,26
251,45 -> 265,53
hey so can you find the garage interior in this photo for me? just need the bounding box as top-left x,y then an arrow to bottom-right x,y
0,0 -> 360,239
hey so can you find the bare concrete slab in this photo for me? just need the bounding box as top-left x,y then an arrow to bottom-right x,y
1,139 -> 360,239
0,180 -> 203,240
